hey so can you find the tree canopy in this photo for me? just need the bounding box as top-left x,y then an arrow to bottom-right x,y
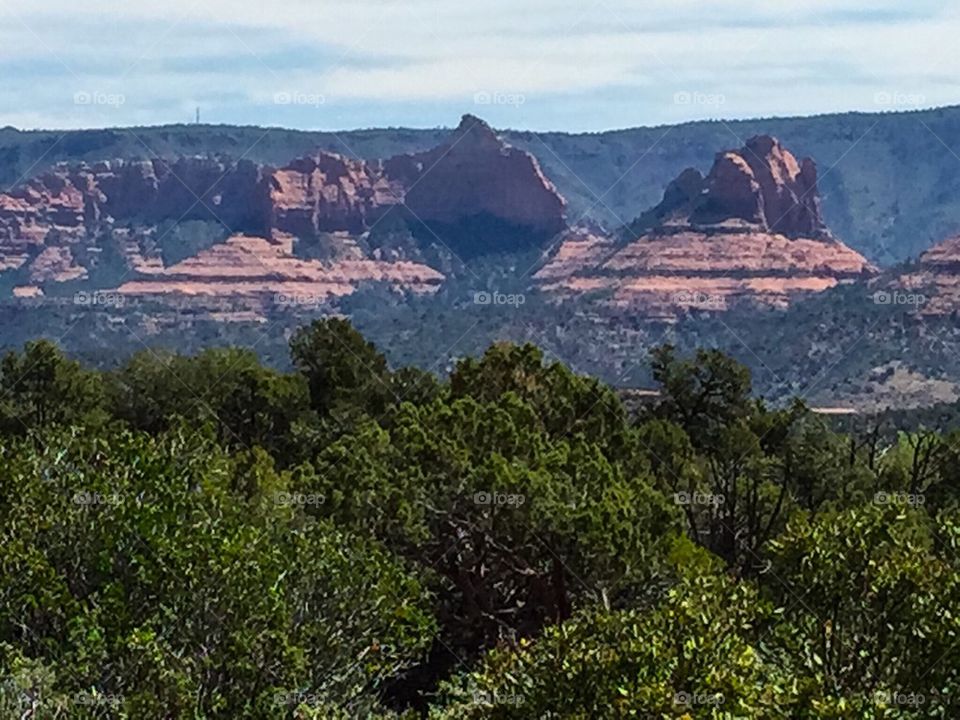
0,325 -> 958,717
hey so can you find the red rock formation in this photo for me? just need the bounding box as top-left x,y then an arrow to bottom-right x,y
539,136 -> 874,317
539,228 -> 873,317
117,234 -> 443,309
0,171 -> 92,274
0,157 -> 274,280
0,155 -> 438,303
723,136 -> 827,239
29,245 -> 87,283
534,228 -> 618,283
0,115 -> 563,294
892,235 -> 960,315
270,153 -> 403,237
630,136 -> 830,240
385,115 -> 566,250
915,235 -> 960,272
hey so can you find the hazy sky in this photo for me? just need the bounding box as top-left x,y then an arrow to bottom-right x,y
2,0 -> 958,132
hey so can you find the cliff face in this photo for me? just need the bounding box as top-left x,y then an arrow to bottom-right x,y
267,117 -> 566,248
92,158 -> 271,233
269,154 -> 404,237
0,153 -> 388,254
0,115 -> 567,303
385,115 -> 566,254
538,136 -> 874,317
0,155 -> 434,308
0,158 -> 274,280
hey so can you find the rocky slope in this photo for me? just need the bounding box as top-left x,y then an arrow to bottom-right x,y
537,136 -> 875,318
117,234 -> 443,308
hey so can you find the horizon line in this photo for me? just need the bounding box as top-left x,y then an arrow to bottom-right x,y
4,102 -> 958,137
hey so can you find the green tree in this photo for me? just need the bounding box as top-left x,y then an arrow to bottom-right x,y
649,344 -> 753,453
0,340 -> 105,434
430,539 -> 793,719
0,426 -> 435,718
290,318 -> 395,422
303,391 -> 680,676
450,342 -> 628,444
108,347 -> 311,459
765,505 -> 960,716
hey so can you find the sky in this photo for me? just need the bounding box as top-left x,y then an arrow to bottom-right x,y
1,0 -> 958,133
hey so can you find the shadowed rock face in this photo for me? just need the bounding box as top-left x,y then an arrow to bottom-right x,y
268,115 -> 566,252
539,136 -> 874,317
385,115 -> 567,256
0,157 -> 272,259
92,157 -> 272,233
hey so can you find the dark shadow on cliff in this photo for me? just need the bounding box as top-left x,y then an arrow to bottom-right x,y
405,211 -> 559,260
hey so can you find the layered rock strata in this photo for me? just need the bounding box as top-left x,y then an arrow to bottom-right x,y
0,115 -> 566,306
538,136 -> 874,316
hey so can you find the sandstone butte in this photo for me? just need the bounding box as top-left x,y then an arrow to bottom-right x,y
0,115 -> 565,312
385,114 -> 566,249
536,135 -> 876,318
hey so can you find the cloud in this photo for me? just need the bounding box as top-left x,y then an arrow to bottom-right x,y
0,0 -> 957,131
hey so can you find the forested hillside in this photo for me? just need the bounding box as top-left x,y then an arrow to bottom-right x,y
1,321 -> 959,717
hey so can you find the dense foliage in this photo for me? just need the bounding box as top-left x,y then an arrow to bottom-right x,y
1,323 -> 960,718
